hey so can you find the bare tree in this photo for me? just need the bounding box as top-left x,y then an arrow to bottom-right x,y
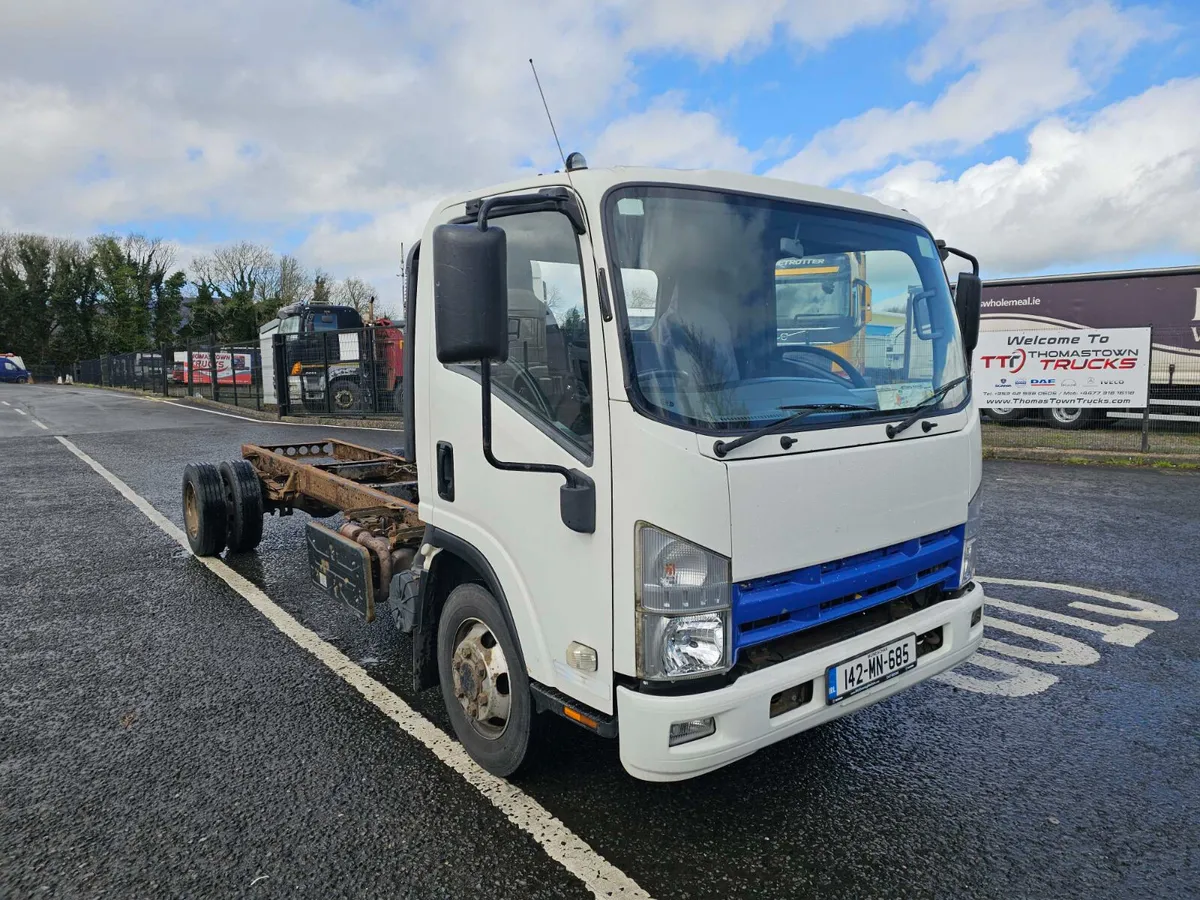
192,241 -> 276,301
333,276 -> 376,317
276,254 -> 314,306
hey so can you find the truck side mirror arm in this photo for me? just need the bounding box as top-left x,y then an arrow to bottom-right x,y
479,363 -> 596,534
935,242 -> 982,358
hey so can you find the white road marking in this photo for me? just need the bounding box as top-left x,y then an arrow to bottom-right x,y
979,576 -> 1177,623
53,435 -> 650,900
980,617 -> 1100,666
936,578 -> 1180,696
984,597 -> 1153,647
1,399 -> 10,405
14,408 -> 26,416
933,652 -> 1060,697
32,419 -> 49,430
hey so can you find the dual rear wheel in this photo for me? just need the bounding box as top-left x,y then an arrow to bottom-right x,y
181,460 -> 264,556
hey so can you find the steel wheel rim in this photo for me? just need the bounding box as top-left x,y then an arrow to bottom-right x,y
183,482 -> 199,537
989,406 -> 1014,416
1050,407 -> 1082,424
332,387 -> 355,409
450,617 -> 511,740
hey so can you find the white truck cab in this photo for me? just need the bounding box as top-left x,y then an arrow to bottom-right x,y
400,161 -> 986,781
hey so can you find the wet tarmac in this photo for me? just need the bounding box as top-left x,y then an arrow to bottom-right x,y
2,383 -> 1197,899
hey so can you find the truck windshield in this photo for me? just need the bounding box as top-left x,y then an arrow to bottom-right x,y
605,186 -> 968,433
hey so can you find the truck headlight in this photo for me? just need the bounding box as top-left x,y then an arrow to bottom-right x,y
635,523 -> 732,680
958,483 -> 982,589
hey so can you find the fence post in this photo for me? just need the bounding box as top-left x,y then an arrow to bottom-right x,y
231,345 -> 239,409
186,343 -> 194,397
321,332 -> 331,415
161,347 -> 169,396
1140,327 -> 1154,453
209,334 -> 220,404
273,334 -> 288,418
369,328 -> 380,415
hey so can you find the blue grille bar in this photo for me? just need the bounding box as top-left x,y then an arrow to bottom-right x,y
732,525 -> 965,653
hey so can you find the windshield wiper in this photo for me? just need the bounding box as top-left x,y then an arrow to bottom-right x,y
885,375 -> 970,439
712,403 -> 877,458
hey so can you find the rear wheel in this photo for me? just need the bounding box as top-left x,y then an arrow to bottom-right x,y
1045,407 -> 1100,429
437,583 -> 536,777
982,406 -> 1024,424
329,378 -> 363,412
182,463 -> 227,556
219,460 -> 264,553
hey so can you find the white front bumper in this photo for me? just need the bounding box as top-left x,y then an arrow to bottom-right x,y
617,582 -> 986,782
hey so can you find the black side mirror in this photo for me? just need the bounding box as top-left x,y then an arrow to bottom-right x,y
955,272 -> 981,354
432,223 -> 508,364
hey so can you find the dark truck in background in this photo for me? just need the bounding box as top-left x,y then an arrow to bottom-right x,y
978,264 -> 1200,428
260,302 -> 405,415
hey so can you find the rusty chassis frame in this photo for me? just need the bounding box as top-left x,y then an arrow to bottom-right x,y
241,439 -> 424,604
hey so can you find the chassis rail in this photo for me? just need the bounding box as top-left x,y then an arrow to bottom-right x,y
239,439 -> 425,617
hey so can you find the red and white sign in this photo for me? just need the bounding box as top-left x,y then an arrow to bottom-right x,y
172,350 -> 253,385
972,327 -> 1151,408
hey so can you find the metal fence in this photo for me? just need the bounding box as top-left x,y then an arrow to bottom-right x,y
980,325 -> 1200,456
270,326 -> 404,417
74,325 -> 405,419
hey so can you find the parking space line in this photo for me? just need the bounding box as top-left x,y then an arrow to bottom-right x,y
32,419 -> 49,430
14,408 -> 26,416
1,399 -> 10,405
53,435 -> 650,900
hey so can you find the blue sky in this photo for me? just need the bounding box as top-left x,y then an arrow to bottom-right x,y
2,0 -> 1199,306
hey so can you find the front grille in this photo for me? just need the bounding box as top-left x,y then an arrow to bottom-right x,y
732,526 -> 964,656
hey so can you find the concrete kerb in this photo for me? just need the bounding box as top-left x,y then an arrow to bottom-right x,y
983,444 -> 1200,470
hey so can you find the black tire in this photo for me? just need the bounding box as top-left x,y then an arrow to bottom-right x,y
219,460 -> 264,553
982,406 -> 1025,424
182,463 -> 227,556
1043,407 -> 1100,430
329,378 -> 363,412
437,583 -> 536,777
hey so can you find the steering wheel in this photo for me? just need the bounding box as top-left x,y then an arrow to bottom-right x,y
781,345 -> 870,389
497,361 -> 557,421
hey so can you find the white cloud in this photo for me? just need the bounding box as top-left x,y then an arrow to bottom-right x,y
866,77 -> 1200,275
589,95 -> 758,171
768,0 -> 1160,185
616,0 -> 913,59
0,0 -> 913,305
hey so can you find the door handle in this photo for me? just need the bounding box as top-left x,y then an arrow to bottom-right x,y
436,441 -> 454,501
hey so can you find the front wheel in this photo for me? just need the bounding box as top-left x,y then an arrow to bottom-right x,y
437,583 -> 536,777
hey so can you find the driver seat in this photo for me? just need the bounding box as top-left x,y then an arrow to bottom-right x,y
649,268 -> 740,388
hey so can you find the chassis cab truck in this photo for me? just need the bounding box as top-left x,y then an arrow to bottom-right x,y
405,162 -> 986,781
185,162 -> 987,782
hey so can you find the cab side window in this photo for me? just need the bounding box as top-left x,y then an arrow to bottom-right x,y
450,209 -> 593,455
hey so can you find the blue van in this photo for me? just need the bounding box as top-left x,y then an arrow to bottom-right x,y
0,355 -> 30,383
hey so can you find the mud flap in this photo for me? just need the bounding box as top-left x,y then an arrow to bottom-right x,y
306,521 -> 375,621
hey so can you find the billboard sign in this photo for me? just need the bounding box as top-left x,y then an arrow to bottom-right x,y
972,327 -> 1152,408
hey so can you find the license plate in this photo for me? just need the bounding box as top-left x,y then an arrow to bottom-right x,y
826,634 -> 917,704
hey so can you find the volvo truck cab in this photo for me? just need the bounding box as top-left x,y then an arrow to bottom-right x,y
400,163 -> 986,781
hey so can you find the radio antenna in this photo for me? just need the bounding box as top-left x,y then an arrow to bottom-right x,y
529,58 -> 571,177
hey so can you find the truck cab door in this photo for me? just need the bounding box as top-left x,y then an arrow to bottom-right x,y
419,204 -> 615,714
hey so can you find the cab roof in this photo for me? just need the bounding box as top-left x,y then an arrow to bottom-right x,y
436,164 -> 925,229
